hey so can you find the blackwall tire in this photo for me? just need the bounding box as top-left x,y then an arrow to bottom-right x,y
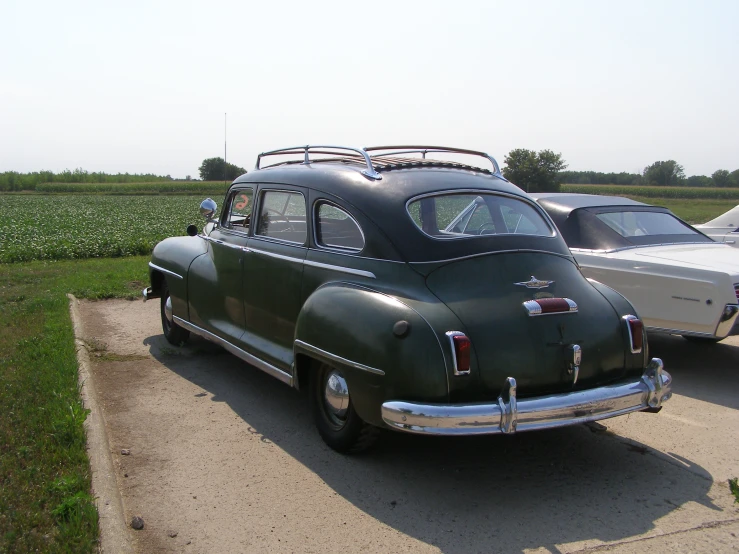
160,280 -> 190,346
310,362 -> 378,454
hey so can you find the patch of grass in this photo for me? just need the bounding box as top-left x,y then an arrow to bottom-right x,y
730,478 -> 739,504
624,197 -> 737,224
0,256 -> 148,553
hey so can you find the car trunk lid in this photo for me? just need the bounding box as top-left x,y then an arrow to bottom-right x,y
424,252 -> 629,398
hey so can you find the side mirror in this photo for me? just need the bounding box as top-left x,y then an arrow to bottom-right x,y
200,198 -> 217,221
186,224 -> 198,237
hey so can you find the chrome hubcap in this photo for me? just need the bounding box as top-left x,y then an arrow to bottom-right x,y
164,296 -> 173,323
324,370 -> 349,423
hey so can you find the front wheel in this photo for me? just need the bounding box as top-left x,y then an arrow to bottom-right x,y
309,363 -> 378,454
160,280 -> 190,346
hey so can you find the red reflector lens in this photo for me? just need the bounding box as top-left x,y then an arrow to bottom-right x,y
628,318 -> 644,352
452,335 -> 471,373
535,298 -> 572,314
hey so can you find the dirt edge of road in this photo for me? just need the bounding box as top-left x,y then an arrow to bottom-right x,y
68,294 -> 134,554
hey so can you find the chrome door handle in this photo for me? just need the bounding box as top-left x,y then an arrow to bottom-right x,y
726,240 -> 735,244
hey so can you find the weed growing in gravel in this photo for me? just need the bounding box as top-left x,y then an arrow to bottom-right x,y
730,478 -> 739,503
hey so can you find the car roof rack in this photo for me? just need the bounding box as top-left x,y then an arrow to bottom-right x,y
365,145 -> 502,176
254,144 -> 503,181
256,145 -> 382,180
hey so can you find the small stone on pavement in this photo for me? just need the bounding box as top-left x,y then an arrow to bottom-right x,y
131,515 -> 145,530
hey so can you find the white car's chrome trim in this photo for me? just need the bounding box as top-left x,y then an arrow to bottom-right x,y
173,317 -> 293,385
570,241 -> 729,255
148,262 -> 183,280
382,359 -> 672,435
294,340 -> 385,375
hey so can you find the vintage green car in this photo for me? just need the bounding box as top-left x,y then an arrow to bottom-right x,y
144,145 -> 672,453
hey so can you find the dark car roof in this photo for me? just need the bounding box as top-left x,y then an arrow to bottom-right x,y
530,193 -> 650,210
233,160 -> 573,263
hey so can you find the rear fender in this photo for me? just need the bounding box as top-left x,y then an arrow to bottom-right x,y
587,278 -> 648,370
294,283 -> 448,427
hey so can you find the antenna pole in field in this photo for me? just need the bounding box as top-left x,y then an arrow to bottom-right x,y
224,112 -> 227,186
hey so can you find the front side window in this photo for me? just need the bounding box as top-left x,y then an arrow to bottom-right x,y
315,202 -> 364,251
596,211 -> 700,238
407,193 -> 553,239
256,190 -> 307,244
223,188 -> 253,231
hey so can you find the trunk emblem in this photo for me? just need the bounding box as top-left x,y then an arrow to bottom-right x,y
515,276 -> 554,289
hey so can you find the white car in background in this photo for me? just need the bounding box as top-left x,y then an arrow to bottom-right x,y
532,194 -> 739,343
694,204 -> 739,247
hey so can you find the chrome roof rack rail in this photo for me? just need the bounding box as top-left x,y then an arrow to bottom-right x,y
364,145 -> 502,176
255,145 -> 382,180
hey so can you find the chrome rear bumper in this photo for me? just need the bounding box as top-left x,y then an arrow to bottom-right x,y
381,358 -> 671,436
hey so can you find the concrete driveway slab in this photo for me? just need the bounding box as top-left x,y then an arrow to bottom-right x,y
74,299 -> 739,553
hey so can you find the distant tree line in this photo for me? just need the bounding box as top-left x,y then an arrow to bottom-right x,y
560,162 -> 739,188
0,169 -> 174,191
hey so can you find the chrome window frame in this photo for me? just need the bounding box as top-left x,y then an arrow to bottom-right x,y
312,200 -> 366,253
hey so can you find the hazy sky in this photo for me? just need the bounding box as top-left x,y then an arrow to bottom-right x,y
1,0 -> 737,178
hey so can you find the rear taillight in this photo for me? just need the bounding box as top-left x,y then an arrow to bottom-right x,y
734,284 -> 739,301
623,315 -> 643,354
446,331 -> 471,375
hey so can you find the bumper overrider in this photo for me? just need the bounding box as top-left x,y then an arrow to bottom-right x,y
381,358 -> 671,435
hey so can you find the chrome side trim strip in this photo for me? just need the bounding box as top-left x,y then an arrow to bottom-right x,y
173,317 -> 293,386
382,359 -> 672,436
148,262 -> 183,280
410,249 -> 574,266
246,247 -> 375,278
303,259 -> 376,279
294,339 -> 385,376
202,236 -> 244,249
245,247 -> 304,264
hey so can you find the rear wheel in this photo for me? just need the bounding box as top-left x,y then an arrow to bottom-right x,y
161,280 -> 190,346
310,362 -> 378,454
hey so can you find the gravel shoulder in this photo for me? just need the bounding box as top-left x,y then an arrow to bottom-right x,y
74,299 -> 739,553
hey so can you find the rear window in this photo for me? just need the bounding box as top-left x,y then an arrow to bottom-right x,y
407,193 -> 553,239
596,211 -> 701,238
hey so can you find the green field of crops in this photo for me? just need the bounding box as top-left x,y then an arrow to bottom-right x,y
0,195 -> 208,263
561,184 -> 739,200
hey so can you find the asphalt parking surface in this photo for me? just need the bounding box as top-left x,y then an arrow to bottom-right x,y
75,299 -> 739,553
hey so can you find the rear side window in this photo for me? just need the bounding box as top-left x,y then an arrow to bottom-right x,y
315,202 -> 364,251
407,193 -> 553,239
256,190 -> 307,244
